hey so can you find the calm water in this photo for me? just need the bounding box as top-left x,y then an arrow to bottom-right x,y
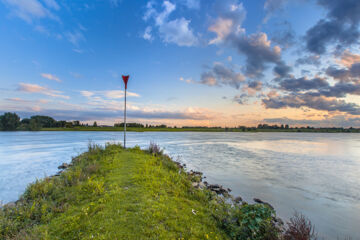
0,131 -> 359,239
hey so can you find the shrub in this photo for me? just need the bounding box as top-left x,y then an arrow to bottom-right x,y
148,142 -> 163,155
215,201 -> 281,240
283,212 -> 317,240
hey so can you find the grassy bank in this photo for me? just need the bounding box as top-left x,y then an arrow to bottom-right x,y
1,144 -> 316,240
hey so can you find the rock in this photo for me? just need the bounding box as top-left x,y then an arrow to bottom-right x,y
192,182 -> 199,188
227,188 -> 232,192
253,198 -> 274,210
198,182 -> 206,189
208,184 -> 229,196
253,198 -> 264,204
264,202 -> 274,210
174,161 -> 183,169
234,196 -> 242,203
58,163 -> 69,169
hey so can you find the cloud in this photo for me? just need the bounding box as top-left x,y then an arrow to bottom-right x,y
17,83 -> 69,99
263,0 -> 288,22
200,62 -> 245,89
263,93 -> 360,115
295,55 -> 321,66
305,0 -> 360,54
247,81 -> 262,91
42,0 -> 60,10
182,0 -> 200,9
269,21 -> 295,49
80,90 -> 140,100
208,1 -> 246,44
319,82 -> 360,98
65,30 -> 85,46
337,50 -> 360,67
279,77 -> 329,92
2,106 -> 217,121
158,17 -> 198,46
325,62 -> 360,83
41,73 -> 61,82
233,93 -> 249,104
230,32 -> 288,78
208,1 -> 291,79
143,26 -> 153,41
2,0 -> 59,23
144,1 -> 198,46
179,77 -> 194,84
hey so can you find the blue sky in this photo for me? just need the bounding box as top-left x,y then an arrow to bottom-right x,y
1,0 -> 360,127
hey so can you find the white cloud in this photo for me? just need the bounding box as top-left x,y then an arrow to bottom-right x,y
154,1 -> 175,25
2,0 -> 58,23
143,1 -> 198,47
159,18 -> 198,46
143,26 -> 153,41
17,83 -> 69,99
41,73 -> 61,82
65,31 -> 85,46
42,0 -> 60,10
80,91 -> 94,98
80,90 -> 140,100
209,18 -> 234,44
208,2 -> 246,45
179,77 -> 194,84
183,0 -> 200,9
143,1 -> 156,21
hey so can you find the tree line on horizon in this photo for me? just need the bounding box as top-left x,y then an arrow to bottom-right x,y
0,112 -> 94,131
0,112 -> 359,132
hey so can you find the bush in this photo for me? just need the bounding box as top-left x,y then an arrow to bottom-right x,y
148,142 -> 163,155
283,212 -> 317,240
215,201 -> 281,240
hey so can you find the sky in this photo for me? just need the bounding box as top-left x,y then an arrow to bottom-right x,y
1,0 -> 360,127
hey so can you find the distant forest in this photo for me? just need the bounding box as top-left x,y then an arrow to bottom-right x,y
0,112 -> 359,132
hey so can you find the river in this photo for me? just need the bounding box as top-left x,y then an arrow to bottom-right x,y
0,131 -> 359,239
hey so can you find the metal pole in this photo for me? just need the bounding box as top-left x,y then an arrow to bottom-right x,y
124,88 -> 127,148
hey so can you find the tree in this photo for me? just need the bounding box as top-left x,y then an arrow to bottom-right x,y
57,121 -> 67,128
30,115 -> 57,128
93,121 -> 97,127
0,112 -> 20,130
29,118 -> 41,131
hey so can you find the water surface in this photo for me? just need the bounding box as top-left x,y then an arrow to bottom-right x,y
0,131 -> 359,239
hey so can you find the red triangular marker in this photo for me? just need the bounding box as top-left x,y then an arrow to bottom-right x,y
122,75 -> 129,89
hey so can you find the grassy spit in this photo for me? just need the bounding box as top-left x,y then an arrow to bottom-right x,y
0,144 -> 316,240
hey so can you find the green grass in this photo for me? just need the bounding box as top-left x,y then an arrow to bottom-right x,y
0,144 -> 229,239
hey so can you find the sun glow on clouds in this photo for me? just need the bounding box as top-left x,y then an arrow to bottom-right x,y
80,90 -> 140,100
17,83 -> 69,99
41,73 -> 61,82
